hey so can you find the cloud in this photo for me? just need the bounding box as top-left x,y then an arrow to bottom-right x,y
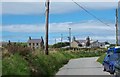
2,2 -> 117,15
1,0 -> 118,2
2,20 -> 116,43
3,24 -> 44,32
2,20 -> 115,33
0,3 -> 2,15
2,2 -> 45,15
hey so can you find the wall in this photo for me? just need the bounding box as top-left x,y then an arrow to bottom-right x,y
71,41 -> 79,48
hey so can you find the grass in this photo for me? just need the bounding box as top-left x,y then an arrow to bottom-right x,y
2,48 -> 106,76
2,53 -> 30,75
97,53 -> 106,64
0,60 -> 2,76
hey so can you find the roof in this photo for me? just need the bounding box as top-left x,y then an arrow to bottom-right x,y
27,39 -> 42,43
91,40 -> 98,44
75,40 -> 86,44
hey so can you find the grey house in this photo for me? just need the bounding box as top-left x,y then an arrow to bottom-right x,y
90,40 -> 105,48
27,37 -> 44,49
71,36 -> 106,48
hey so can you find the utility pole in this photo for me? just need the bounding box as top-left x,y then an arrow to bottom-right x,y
61,34 -> 63,42
116,8 -> 118,46
69,28 -> 71,48
55,38 -> 56,44
45,0 -> 50,55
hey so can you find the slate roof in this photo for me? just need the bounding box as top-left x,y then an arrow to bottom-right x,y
75,40 -> 86,44
27,39 -> 42,43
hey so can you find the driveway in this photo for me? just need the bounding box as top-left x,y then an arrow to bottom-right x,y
56,57 -> 110,75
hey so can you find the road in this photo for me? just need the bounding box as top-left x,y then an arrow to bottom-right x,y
56,57 -> 110,75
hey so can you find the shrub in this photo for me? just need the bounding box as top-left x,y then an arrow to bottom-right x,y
2,48 -> 105,76
26,52 -> 69,75
2,53 -> 30,75
5,45 -> 32,56
52,42 -> 70,48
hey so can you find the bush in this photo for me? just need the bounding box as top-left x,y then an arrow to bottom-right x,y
2,48 -> 105,76
25,52 -> 69,75
5,45 -> 32,56
52,42 -> 69,48
2,53 -> 30,75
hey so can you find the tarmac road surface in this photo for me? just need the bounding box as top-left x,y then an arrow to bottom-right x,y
56,57 -> 111,75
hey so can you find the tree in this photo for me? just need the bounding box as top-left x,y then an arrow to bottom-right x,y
52,42 -> 70,48
105,41 -> 110,44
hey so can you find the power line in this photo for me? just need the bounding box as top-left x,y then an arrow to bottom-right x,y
72,0 -> 112,27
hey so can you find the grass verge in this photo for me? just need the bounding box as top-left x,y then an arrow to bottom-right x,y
2,49 -> 105,76
97,53 -> 106,64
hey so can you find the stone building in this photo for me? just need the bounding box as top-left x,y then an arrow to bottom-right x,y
27,37 -> 44,49
71,36 -> 106,48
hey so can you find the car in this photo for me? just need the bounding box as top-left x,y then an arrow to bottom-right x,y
114,59 -> 120,77
114,52 -> 120,77
103,47 -> 120,74
107,46 -> 120,54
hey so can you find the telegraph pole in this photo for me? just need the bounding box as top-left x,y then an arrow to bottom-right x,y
116,8 -> 118,46
45,0 -> 50,55
69,28 -> 71,48
61,34 -> 63,42
55,38 -> 56,44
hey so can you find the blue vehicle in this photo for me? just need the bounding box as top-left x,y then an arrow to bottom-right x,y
103,47 -> 120,74
114,59 -> 120,77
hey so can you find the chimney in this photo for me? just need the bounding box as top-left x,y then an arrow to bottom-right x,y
29,36 -> 31,40
72,36 -> 76,41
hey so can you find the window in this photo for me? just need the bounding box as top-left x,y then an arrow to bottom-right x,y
109,54 -> 119,61
116,48 -> 120,53
36,43 -> 39,46
33,43 -> 35,46
29,43 -> 31,46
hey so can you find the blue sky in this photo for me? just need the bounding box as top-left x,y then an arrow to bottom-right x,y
1,1 -> 118,44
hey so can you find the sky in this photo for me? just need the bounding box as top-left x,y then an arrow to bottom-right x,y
1,0 -> 119,44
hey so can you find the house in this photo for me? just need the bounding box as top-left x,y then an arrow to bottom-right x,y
71,40 -> 86,48
27,37 -> 44,49
71,36 -> 88,48
71,36 -> 107,48
90,40 -> 105,48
